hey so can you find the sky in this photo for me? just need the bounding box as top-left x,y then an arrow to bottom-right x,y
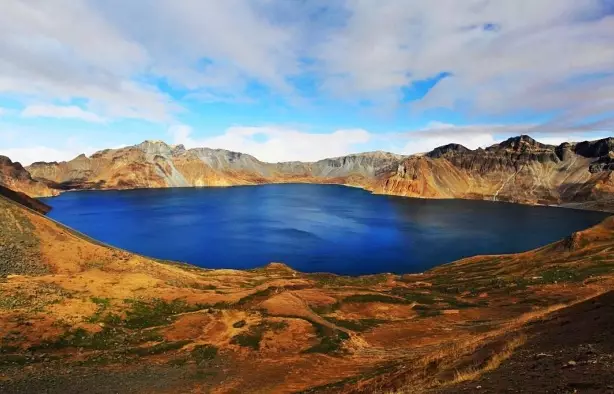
0,0 -> 613,165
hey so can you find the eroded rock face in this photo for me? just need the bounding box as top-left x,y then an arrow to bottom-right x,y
19,135 -> 614,211
26,141 -> 403,191
0,156 -> 58,198
375,136 -> 614,210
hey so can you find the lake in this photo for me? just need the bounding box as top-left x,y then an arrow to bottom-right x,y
42,184 -> 610,275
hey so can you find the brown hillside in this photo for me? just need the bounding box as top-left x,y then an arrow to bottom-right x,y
0,188 -> 613,392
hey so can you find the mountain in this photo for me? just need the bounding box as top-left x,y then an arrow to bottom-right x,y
9,134 -> 614,211
0,155 -> 58,198
1,184 -> 614,393
26,140 -> 402,191
374,135 -> 614,210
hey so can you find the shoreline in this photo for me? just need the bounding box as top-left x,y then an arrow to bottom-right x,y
39,181 -> 614,214
33,184 -> 612,278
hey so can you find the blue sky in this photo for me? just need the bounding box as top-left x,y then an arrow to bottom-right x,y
0,0 -> 613,164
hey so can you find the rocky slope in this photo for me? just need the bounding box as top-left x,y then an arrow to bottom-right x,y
0,184 -> 51,215
26,141 -> 401,191
17,134 -> 614,211
1,184 -> 614,393
0,156 -> 58,198
374,135 -> 614,210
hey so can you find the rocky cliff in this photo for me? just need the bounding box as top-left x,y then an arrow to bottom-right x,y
0,155 -> 58,198
16,135 -> 614,211
26,141 -> 402,191
374,135 -> 614,210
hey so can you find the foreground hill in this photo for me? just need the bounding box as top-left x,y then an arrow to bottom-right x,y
20,135 -> 614,211
1,187 -> 613,393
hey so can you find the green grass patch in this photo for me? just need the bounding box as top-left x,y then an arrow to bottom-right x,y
86,297 -> 111,323
122,299 -> 204,329
538,268 -> 580,283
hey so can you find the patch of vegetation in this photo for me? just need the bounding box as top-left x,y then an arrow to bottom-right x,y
230,320 -> 288,350
189,283 -> 218,291
309,273 -> 389,287
267,321 -> 289,331
124,340 -> 192,356
30,327 -> 163,352
193,370 -> 217,380
0,293 -> 30,310
413,304 -> 443,318
576,263 -> 614,279
325,317 -> 386,332
191,344 -> 218,364
167,357 -> 189,366
304,324 -> 350,354
236,287 -> 278,306
122,298 -> 203,329
311,302 -> 341,315
232,320 -> 247,328
342,294 -> 410,304
0,345 -> 20,354
86,297 -> 111,323
302,322 -> 351,355
76,354 -> 113,366
0,354 -> 30,366
538,268 -> 580,283
230,331 -> 262,350
0,203 -> 48,277
388,287 -> 446,304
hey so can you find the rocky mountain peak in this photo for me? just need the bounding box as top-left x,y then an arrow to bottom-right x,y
427,144 -> 471,159
495,135 -> 549,151
171,144 -> 186,156
573,137 -> 614,158
136,140 -> 173,156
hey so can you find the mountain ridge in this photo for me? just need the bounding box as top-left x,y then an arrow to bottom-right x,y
2,134 -> 613,211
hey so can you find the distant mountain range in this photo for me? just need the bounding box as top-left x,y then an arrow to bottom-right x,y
2,135 -> 614,211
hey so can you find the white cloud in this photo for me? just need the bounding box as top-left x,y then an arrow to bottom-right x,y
0,145 -> 96,166
169,124 -> 371,162
0,0 -> 612,134
21,105 -> 106,123
313,0 -> 614,129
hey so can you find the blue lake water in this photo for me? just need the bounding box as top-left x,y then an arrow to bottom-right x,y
42,184 -> 610,275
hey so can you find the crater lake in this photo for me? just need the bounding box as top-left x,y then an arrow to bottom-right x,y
42,184 -> 610,275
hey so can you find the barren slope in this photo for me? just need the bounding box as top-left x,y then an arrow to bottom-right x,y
0,156 -> 58,198
1,186 -> 614,393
